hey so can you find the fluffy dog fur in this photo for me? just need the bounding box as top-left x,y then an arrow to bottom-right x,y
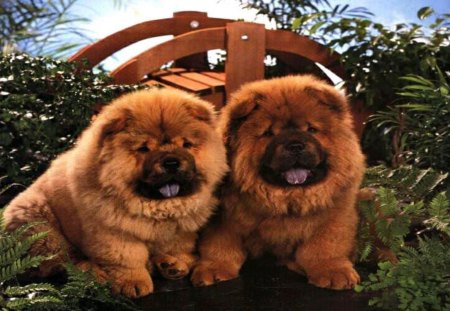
3,88 -> 228,297
192,75 -> 365,290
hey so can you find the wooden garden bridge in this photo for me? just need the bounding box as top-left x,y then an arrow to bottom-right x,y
70,11 -> 368,136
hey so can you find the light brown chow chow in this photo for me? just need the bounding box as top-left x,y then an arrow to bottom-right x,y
3,88 -> 228,297
192,75 -> 365,290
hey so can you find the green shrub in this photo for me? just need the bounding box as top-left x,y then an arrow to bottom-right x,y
0,214 -> 139,311
356,237 -> 450,311
357,166 -> 450,310
0,53 -> 147,187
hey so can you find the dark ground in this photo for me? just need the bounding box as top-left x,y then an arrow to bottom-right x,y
138,256 -> 377,311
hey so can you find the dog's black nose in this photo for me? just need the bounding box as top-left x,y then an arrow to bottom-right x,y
162,157 -> 180,172
286,142 -> 305,154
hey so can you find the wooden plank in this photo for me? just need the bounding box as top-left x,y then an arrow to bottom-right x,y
159,75 -> 211,92
201,71 -> 225,82
144,80 -> 175,89
151,68 -> 187,78
225,22 -> 265,96
168,68 -> 188,74
180,72 -> 224,88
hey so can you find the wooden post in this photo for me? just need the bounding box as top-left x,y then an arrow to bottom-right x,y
225,22 -> 265,97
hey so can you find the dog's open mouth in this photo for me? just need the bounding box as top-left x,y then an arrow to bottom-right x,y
259,161 -> 328,188
158,183 -> 180,198
136,174 -> 203,200
282,168 -> 311,185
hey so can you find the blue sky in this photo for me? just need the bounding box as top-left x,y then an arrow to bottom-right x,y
329,0 -> 448,25
73,0 -> 449,69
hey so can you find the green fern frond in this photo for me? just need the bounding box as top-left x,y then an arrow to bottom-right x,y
377,187 -> 399,217
0,223 -> 46,253
58,264 -> 140,311
1,232 -> 49,267
429,192 -> 450,217
423,191 -> 450,235
4,283 -> 60,296
0,217 -> 51,283
358,237 -> 450,310
411,169 -> 448,198
359,243 -> 373,262
6,295 -> 63,310
363,165 -> 448,201
1,255 -> 47,283
360,199 -> 377,221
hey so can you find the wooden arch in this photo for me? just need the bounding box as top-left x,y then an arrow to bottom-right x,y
70,11 -> 368,137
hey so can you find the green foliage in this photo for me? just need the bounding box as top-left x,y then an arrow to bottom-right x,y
362,165 -> 448,202
0,214 -> 139,310
1,265 -> 140,311
357,166 -> 450,310
0,218 -> 50,284
55,265 -> 139,311
399,73 -> 449,171
358,165 -> 448,262
324,8 -> 449,109
369,71 -> 450,170
325,9 -> 449,167
355,238 -> 450,311
0,0 -> 91,57
425,192 -> 450,236
239,0 -> 372,32
0,53 -> 148,187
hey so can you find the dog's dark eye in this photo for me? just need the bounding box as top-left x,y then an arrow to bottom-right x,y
262,128 -> 274,137
137,145 -> 150,153
183,141 -> 193,149
307,124 -> 319,134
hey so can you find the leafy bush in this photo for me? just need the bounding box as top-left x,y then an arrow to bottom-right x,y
239,0 -> 372,32
0,53 -> 147,188
356,238 -> 450,311
375,73 -> 449,171
357,166 -> 450,310
323,8 -> 450,109
0,214 -> 138,311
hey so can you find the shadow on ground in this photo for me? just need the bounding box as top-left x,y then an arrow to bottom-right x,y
138,256 -> 378,311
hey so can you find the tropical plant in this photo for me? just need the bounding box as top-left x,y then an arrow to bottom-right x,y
0,0 -> 92,57
238,0 -> 371,32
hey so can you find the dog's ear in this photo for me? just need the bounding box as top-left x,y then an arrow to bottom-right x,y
304,86 -> 348,115
97,107 -> 132,141
226,91 -> 263,138
184,101 -> 215,124
222,91 -> 263,165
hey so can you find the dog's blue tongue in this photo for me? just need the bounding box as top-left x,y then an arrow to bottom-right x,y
283,168 -> 310,185
159,183 -> 180,198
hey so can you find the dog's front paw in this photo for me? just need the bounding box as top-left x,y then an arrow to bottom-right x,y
191,264 -> 238,287
76,260 -> 109,283
306,260 -> 360,290
110,268 -> 153,298
153,254 -> 189,280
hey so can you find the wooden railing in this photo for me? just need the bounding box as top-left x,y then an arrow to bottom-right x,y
69,11 -> 369,137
